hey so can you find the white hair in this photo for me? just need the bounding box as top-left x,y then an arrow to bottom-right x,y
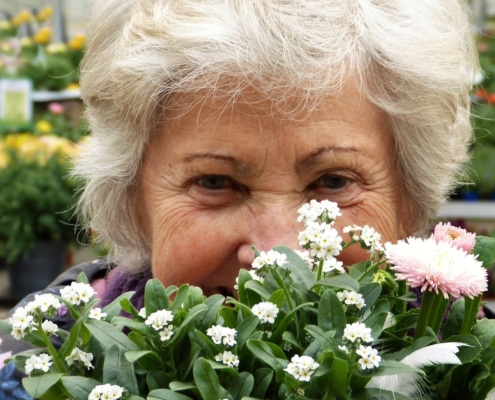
74,0 -> 478,270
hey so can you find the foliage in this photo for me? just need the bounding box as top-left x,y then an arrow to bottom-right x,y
0,133 -> 83,262
3,201 -> 495,399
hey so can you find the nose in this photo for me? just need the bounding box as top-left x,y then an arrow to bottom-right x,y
237,201 -> 302,266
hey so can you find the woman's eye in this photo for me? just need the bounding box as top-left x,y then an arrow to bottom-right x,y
196,175 -> 231,190
318,174 -> 349,189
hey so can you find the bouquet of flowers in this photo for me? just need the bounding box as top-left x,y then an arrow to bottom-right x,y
2,200 -> 495,400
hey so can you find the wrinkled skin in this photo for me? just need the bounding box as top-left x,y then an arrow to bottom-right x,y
137,84 -> 411,296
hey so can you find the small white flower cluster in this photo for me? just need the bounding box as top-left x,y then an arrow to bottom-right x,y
41,320 -> 59,336
251,301 -> 279,324
138,307 -> 147,318
207,325 -> 237,346
294,250 -> 314,270
343,225 -> 384,253
9,294 -> 61,340
339,322 -> 381,370
343,322 -> 373,345
65,347 -> 94,369
297,201 -> 344,273
88,384 -> 125,400
88,307 -> 107,320
214,350 -> 239,368
337,290 -> 365,311
60,282 -> 96,305
356,345 -> 381,370
145,309 -> 175,341
284,354 -> 319,382
252,250 -> 288,274
297,199 -> 341,224
25,353 -> 53,375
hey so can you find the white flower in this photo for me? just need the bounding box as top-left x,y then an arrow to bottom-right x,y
11,326 -> 26,340
25,355 -> 37,375
9,307 -> 33,330
322,257 -> 345,274
65,347 -> 94,369
338,290 -> 366,310
138,308 -> 147,318
360,225 -> 384,253
89,384 -> 125,400
284,354 -> 319,382
207,325 -> 237,346
41,320 -> 59,336
294,250 -> 314,270
159,325 -> 174,341
215,351 -> 239,368
251,302 -> 279,324
343,322 -> 373,344
234,270 -> 264,290
145,309 -> 174,331
252,250 -> 287,269
338,345 -> 349,354
60,282 -> 95,305
33,294 -> 61,313
89,308 -> 107,321
37,354 -> 52,372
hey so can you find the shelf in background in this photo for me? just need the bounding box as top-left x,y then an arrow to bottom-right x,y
438,201 -> 495,219
32,90 -> 81,102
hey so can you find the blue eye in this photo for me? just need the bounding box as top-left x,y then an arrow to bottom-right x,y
320,175 -> 348,189
198,175 -> 230,190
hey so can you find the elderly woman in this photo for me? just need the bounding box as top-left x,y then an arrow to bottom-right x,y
0,0 -> 477,395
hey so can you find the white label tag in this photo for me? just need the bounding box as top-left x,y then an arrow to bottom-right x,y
0,78 -> 33,130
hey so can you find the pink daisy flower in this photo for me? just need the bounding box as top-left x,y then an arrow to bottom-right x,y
385,237 -> 487,299
432,222 -> 476,253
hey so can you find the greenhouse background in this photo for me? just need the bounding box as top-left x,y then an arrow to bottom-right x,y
1,0 -> 495,314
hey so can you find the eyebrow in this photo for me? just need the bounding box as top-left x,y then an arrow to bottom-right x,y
183,152 -> 256,176
297,146 -> 364,171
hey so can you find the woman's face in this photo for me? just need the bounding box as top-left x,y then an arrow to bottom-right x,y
138,84 -> 410,296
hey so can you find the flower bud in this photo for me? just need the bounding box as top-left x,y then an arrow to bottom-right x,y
372,269 -> 396,294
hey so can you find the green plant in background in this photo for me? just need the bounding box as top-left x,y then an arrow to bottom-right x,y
0,7 -> 85,92
0,133 -> 84,262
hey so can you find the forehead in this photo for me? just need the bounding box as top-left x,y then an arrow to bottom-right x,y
153,82 -> 394,166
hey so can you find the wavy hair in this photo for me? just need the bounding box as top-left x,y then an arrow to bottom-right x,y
74,0 -> 478,270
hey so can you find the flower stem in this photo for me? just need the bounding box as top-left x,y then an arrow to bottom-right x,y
414,289 -> 437,340
316,259 -> 324,283
37,321 -> 67,373
428,294 -> 450,336
272,269 -> 294,312
461,295 -> 481,335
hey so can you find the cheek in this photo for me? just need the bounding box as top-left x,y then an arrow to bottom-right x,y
149,203 -> 238,287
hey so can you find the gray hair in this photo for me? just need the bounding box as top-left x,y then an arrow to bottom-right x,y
74,0 -> 478,270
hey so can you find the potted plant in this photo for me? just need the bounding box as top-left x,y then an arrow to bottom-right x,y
0,133 -> 83,299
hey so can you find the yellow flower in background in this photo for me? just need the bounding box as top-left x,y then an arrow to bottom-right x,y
36,6 -> 53,22
68,34 -> 87,51
0,143 -> 9,169
34,27 -> 52,45
66,83 -> 80,91
13,10 -> 31,27
21,37 -> 33,48
0,20 -> 12,31
36,120 -> 53,134
46,43 -> 67,54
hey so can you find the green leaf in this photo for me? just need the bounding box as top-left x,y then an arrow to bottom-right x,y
305,325 -> 337,349
236,315 -> 260,350
348,261 -> 368,281
472,318 -> 495,348
84,319 -> 140,351
148,389 -> 194,400
282,331 -> 304,353
315,274 -> 359,292
125,350 -> 164,371
365,312 -> 388,341
22,373 -> 63,398
103,344 -> 139,394
145,279 -> 169,314
0,319 -> 11,334
445,334 -> 482,363
170,284 -> 190,313
228,372 -> 254,400
169,381 -> 198,392
76,272 -> 89,284
61,377 -> 100,400
102,291 -> 135,320
246,339 -> 288,378
474,235 -> 495,268
359,283 -> 382,313
274,245 -> 316,290
177,342 -> 201,380
442,298 -> 465,340
171,304 -> 207,343
111,316 -> 149,335
329,356 -> 349,397
237,269 -> 262,308
193,357 -> 223,400
251,368 -> 273,399
268,289 -> 286,310
318,289 -> 346,338
196,294 -> 225,331
270,301 -> 315,342
146,372 -> 173,390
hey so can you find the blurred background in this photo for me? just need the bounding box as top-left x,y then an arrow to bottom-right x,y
1,0 -> 495,314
